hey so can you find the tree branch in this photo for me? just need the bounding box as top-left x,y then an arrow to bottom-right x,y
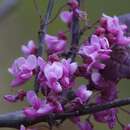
34,0 -> 55,93
37,0 -> 54,57
67,0 -> 80,61
0,97 -> 130,128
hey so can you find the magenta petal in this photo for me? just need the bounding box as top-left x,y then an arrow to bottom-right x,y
26,91 -> 41,109
76,85 -> 92,103
78,121 -> 93,130
53,82 -> 62,93
91,72 -> 104,86
117,32 -> 130,45
60,11 -> 73,24
37,57 -> 46,71
24,107 -> 37,118
44,34 -> 66,53
11,78 -> 26,87
70,62 -> 78,74
20,125 -> 26,130
4,94 -> 17,102
26,55 -> 37,70
20,72 -> 32,79
36,103 -> 54,115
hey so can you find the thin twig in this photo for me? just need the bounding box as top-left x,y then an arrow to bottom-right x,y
34,0 -> 55,93
46,3 -> 67,25
37,0 -> 55,56
80,19 -> 99,36
67,0 -> 80,61
120,107 -> 130,115
33,0 -> 42,17
0,97 -> 130,128
116,115 -> 124,128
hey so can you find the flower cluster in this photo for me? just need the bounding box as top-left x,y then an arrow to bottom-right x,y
4,0 -> 130,130
95,14 -> 130,45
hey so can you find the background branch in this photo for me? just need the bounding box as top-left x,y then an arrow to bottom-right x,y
0,0 -> 20,21
0,98 -> 130,128
34,0 -> 55,93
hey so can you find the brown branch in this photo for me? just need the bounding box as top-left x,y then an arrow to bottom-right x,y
37,0 -> 55,56
34,0 -> 55,93
0,97 -> 130,128
67,0 -> 80,61
46,3 -> 67,25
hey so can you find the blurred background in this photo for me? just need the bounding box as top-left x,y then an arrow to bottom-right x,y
0,0 -> 130,130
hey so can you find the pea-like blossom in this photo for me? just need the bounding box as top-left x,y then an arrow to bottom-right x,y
79,35 -> 111,72
75,85 -> 92,104
78,122 -> 93,130
60,58 -> 77,88
91,71 -> 104,86
100,14 -> 130,45
68,0 -> 79,9
91,71 -> 118,101
60,11 -> 73,24
94,97 -> 117,129
24,91 -> 55,118
94,108 -> 117,129
43,61 -> 63,93
4,90 -> 26,102
38,57 -> 77,93
21,40 -> 37,56
60,9 -> 86,26
44,33 -> 67,54
8,55 -> 37,87
4,94 -> 18,102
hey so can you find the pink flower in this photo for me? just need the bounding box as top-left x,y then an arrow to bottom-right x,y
60,59 -> 77,88
79,35 -> 111,72
4,90 -> 26,102
94,108 -> 117,129
76,85 -> 92,104
117,31 -> 130,45
24,91 -> 54,118
44,33 -> 67,54
8,55 -> 37,87
21,40 -> 37,56
43,61 -> 63,93
91,71 -> 105,86
102,14 -> 130,45
60,11 -> 73,24
94,97 -> 117,129
68,0 -> 79,9
4,94 -> 17,102
78,122 -> 93,130
37,57 -> 77,93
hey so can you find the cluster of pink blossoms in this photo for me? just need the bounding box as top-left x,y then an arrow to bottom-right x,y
4,0 -> 130,130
